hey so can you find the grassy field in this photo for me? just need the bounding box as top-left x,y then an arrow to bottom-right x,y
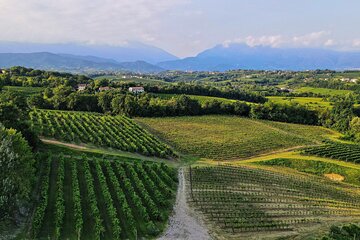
188,165 -> 360,239
294,87 -> 353,96
153,93 -> 242,104
136,116 -> 337,160
267,96 -> 332,109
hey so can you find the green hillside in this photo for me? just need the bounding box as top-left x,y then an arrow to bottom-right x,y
188,165 -> 360,238
136,116 -> 337,160
30,110 -> 175,158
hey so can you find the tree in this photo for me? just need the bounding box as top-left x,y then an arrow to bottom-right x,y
0,124 -> 35,220
49,85 -> 73,109
97,91 -> 115,113
350,117 -> 360,142
329,95 -> 354,132
111,94 -> 126,115
27,94 -> 50,109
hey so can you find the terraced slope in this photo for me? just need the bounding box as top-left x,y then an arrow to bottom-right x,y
136,116 -> 336,160
188,165 -> 360,237
30,110 -> 174,158
303,142 -> 360,164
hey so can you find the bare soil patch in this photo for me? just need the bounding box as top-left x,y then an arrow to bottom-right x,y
324,173 -> 345,181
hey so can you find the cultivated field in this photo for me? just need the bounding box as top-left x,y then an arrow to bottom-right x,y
136,116 -> 337,160
153,93 -> 240,104
30,110 -> 174,158
303,142 -> 360,164
30,155 -> 177,239
294,87 -> 353,96
256,158 -> 360,186
188,165 -> 360,239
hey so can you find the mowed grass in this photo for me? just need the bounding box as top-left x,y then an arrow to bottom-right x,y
294,87 -> 353,96
136,116 -> 337,160
267,96 -> 332,109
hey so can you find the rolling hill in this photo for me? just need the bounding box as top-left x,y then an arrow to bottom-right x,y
0,52 -> 164,73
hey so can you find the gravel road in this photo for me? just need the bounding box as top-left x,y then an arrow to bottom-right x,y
158,168 -> 211,240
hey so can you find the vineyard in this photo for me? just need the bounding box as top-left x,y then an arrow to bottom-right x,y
30,155 -> 178,239
188,165 -> 360,237
302,142 -> 360,164
30,110 -> 175,158
136,116 -> 336,160
256,158 -> 360,186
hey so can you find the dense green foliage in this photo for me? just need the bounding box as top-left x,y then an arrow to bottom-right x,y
250,101 -> 319,125
30,156 -> 177,239
189,165 -> 360,234
0,66 -> 90,87
137,115 -> 334,160
320,224 -> 360,240
320,96 -> 355,132
0,91 -> 39,148
146,83 -> 267,103
30,110 -> 175,158
0,124 -> 35,220
303,142 -> 360,164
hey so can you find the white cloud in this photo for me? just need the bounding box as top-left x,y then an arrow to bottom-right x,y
0,0 -> 187,45
224,31 -> 340,49
223,35 -> 284,48
353,39 -> 360,47
292,31 -> 330,46
324,39 -> 336,47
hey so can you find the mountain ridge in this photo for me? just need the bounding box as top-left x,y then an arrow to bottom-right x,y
158,43 -> 360,71
0,52 -> 164,73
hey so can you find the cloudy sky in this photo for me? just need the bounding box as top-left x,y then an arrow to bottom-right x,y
0,0 -> 360,57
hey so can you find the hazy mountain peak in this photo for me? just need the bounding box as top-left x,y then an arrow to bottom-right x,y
0,41 -> 178,64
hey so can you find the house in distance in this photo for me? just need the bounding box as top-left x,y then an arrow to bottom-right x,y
129,86 -> 145,94
77,84 -> 88,91
99,86 -> 111,92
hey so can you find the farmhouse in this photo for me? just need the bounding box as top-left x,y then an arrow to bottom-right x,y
129,86 -> 145,94
99,86 -> 111,92
77,84 -> 88,91
278,87 -> 294,93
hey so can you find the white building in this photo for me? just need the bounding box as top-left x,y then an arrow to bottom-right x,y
77,84 -> 88,91
128,86 -> 145,94
99,86 -> 111,92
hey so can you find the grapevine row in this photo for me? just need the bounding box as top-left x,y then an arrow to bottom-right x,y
31,156 -> 178,239
30,109 -> 175,158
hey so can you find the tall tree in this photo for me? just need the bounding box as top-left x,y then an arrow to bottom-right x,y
0,124 -> 35,220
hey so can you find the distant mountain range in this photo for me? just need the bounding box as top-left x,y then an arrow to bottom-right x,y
1,42 -> 360,73
0,41 -> 177,64
0,52 -> 164,73
158,44 -> 360,71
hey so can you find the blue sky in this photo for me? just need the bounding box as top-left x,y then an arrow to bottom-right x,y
0,0 -> 359,57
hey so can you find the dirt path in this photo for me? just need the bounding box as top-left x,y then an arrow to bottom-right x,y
40,138 -> 87,150
158,168 -> 211,240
